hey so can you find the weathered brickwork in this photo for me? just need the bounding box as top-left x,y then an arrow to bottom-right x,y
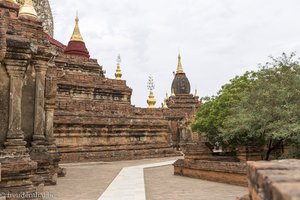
174,140 -> 248,187
174,159 -> 247,186
51,54 -> 181,162
0,1 -> 63,199
244,159 -> 300,200
165,95 -> 200,148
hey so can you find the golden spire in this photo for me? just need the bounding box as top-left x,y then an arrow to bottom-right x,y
147,90 -> 156,108
176,53 -> 184,74
147,75 -> 156,108
162,92 -> 168,108
115,54 -> 122,80
70,13 -> 84,42
19,0 -> 37,18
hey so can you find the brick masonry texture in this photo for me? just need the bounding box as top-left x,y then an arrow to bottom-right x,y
174,158 -> 248,187
245,159 -> 300,200
51,52 -> 198,162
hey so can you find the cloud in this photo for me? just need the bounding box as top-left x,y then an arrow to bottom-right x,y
51,0 -> 300,107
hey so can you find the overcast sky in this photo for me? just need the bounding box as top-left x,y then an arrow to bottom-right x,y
50,0 -> 300,107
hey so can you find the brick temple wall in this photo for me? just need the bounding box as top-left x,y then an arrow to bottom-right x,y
0,1 -> 63,197
0,65 -> 9,148
174,158 -> 248,187
0,1 -> 47,150
21,63 -> 36,146
52,54 -> 180,162
244,159 -> 300,200
12,0 -> 198,164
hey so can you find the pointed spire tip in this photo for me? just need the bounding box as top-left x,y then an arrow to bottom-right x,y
70,12 -> 84,42
176,53 -> 184,74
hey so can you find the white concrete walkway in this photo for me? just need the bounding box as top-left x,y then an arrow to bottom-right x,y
97,160 -> 176,200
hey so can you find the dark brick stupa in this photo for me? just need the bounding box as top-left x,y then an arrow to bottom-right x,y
171,54 -> 191,95
167,54 -> 200,111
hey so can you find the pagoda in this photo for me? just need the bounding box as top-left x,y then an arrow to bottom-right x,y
64,14 -> 90,58
167,54 -> 200,112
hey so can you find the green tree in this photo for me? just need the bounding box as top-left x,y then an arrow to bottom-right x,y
223,53 -> 300,160
192,72 -> 254,149
193,53 -> 300,160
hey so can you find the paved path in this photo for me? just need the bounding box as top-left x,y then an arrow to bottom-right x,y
145,165 -> 248,200
45,157 -> 248,200
98,160 -> 176,200
45,157 -> 180,200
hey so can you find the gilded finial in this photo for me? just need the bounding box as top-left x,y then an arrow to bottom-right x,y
162,99 -> 168,108
171,87 -> 175,96
176,53 -> 184,74
115,54 -> 122,80
147,90 -> 156,108
162,91 -> 169,108
70,13 -> 84,42
19,0 -> 37,18
147,75 -> 156,108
